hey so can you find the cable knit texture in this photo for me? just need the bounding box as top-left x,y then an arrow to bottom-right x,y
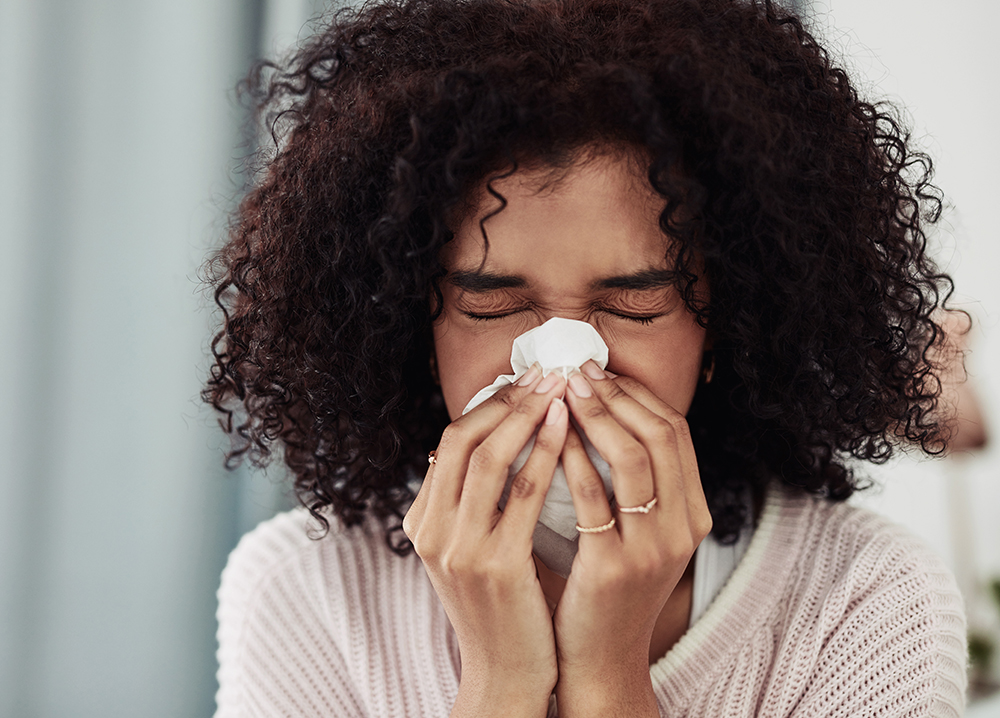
214,485 -> 967,717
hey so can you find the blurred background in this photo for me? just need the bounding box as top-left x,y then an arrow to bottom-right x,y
0,0 -> 997,716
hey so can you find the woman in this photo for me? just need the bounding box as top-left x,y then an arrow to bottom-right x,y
206,0 -> 967,715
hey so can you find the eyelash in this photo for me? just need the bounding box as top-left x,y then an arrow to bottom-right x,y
462,309 -> 660,325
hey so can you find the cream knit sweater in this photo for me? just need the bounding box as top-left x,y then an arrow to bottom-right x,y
215,485 -> 967,717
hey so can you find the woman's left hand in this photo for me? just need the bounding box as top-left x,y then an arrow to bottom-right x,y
553,363 -> 713,717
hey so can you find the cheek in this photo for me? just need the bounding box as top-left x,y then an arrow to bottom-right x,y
605,322 -> 706,414
433,316 -> 523,420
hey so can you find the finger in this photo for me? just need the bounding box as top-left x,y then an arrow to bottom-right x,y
606,373 -> 712,540
457,373 -> 567,524
423,367 -> 544,515
582,362 -> 700,492
564,369 -> 655,513
576,367 -> 687,514
495,397 -> 568,547
561,425 -> 617,543
402,463 -> 433,540
609,376 -> 706,502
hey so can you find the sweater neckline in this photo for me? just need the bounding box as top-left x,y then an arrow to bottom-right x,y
648,483 -> 809,704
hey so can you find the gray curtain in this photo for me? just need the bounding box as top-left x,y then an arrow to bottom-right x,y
0,0 -> 298,716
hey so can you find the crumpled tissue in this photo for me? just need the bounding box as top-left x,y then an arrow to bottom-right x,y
462,317 -> 614,577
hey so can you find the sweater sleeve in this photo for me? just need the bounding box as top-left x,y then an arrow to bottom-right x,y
792,521 -> 967,718
214,510 -> 368,718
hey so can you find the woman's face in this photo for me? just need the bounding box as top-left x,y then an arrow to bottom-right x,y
433,151 -> 709,419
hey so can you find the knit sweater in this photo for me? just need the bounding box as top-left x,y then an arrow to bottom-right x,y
214,485 -> 967,717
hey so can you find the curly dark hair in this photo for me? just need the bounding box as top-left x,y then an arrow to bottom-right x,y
205,0 -> 956,552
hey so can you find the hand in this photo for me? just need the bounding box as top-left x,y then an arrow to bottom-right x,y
553,363 -> 713,717
403,367 -> 569,718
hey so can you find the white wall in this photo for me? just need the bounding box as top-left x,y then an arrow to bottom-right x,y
805,0 -> 1000,693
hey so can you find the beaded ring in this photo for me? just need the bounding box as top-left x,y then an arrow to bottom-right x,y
575,517 -> 617,534
617,496 -> 658,514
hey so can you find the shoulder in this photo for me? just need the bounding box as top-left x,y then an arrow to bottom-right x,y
788,489 -> 965,631
216,508 -> 401,624
772,487 -> 968,716
216,506 -> 422,653
649,485 -> 966,716
219,510 -> 353,642
214,509 -> 435,717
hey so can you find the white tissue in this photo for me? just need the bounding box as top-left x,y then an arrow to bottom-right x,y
464,317 -> 610,410
462,317 -> 615,576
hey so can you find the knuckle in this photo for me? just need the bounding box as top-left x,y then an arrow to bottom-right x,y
532,431 -> 557,453
667,414 -> 692,442
597,561 -> 627,585
564,428 -> 584,450
411,533 -> 439,561
633,549 -> 663,577
492,389 -> 518,410
508,471 -> 536,500
578,475 -> 607,501
616,444 -> 650,475
512,396 -> 536,417
614,375 -> 642,393
665,535 -> 695,564
438,423 -> 467,451
602,380 -> 629,401
438,548 -> 471,575
694,510 -> 714,539
583,402 -> 609,420
645,416 -> 673,442
485,560 -> 514,583
401,511 -> 417,540
468,444 -> 499,474
480,553 -> 514,580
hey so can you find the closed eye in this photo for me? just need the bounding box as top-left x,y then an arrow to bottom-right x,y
464,308 -> 664,324
462,309 -> 529,321
600,309 -> 661,325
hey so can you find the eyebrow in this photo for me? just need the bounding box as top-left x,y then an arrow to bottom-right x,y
448,270 -> 527,292
447,267 -> 679,292
594,268 -> 680,291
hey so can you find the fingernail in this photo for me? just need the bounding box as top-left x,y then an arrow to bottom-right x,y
545,398 -> 565,425
534,371 -> 562,394
605,369 -> 617,378
582,360 -> 606,381
516,363 -> 541,386
568,372 -> 593,398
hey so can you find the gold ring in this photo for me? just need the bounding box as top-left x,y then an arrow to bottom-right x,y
617,496 -> 657,514
575,517 -> 616,534
428,450 -> 437,465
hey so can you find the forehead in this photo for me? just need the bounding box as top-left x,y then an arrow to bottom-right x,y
445,152 -> 673,277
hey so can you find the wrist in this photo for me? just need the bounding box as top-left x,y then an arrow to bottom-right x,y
555,658 -> 659,718
451,684 -> 552,718
451,665 -> 555,718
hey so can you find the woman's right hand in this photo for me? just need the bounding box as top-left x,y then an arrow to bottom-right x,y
403,367 -> 568,718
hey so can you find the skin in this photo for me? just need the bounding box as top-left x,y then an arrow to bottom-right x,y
403,150 -> 713,718
935,310 -> 988,452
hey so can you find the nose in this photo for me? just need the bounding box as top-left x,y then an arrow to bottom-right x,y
514,316 -> 610,375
